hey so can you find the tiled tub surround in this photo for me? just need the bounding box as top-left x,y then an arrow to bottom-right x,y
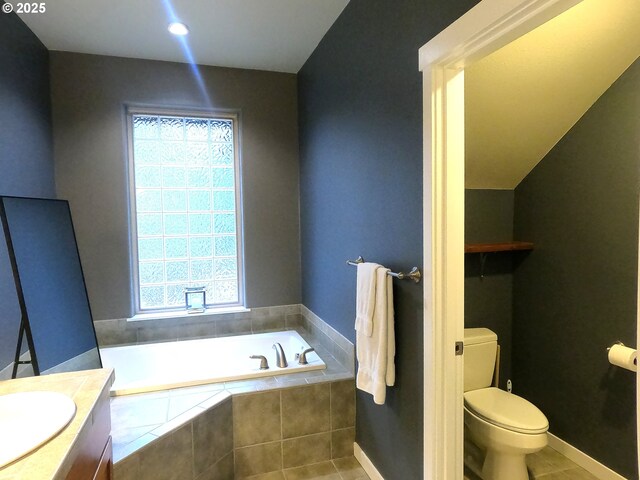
110,338 -> 351,460
94,305 -> 305,347
298,305 -> 354,374
110,306 -> 357,479
113,390 -> 235,480
102,331 -> 326,395
233,381 -> 356,477
94,304 -> 355,374
112,379 -> 356,480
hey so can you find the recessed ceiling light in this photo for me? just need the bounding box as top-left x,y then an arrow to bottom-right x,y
168,22 -> 189,36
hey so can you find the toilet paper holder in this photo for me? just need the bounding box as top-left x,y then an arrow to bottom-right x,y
607,341 -> 637,371
606,340 -> 626,352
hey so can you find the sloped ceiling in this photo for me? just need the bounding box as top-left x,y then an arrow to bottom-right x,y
465,0 -> 640,190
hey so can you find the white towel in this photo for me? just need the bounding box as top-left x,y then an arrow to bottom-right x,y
355,262 -> 380,337
356,266 -> 395,405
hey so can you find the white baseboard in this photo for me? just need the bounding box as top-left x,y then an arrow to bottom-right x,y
354,442 -> 385,480
356,435 -> 627,480
547,433 -> 627,480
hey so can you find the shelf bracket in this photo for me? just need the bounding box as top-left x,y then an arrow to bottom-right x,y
479,252 -> 489,281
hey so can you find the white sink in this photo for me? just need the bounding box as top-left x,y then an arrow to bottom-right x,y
0,391 -> 76,468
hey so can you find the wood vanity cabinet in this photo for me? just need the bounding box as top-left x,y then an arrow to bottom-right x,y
65,390 -> 112,480
93,437 -> 112,480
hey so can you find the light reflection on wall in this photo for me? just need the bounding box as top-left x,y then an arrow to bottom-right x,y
161,0 -> 212,108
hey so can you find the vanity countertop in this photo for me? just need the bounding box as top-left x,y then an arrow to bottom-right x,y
0,368 -> 114,480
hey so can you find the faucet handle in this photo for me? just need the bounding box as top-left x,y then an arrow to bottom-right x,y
249,355 -> 269,370
298,347 -> 315,365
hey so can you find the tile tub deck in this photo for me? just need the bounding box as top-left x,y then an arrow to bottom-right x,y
110,329 -> 357,479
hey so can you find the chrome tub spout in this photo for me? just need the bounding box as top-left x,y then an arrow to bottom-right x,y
273,343 -> 288,368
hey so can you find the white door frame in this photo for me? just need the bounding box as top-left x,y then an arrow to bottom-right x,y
419,1 -> 582,478
637,197 -> 640,472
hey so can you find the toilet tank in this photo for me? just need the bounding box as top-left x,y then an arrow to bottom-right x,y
464,328 -> 498,392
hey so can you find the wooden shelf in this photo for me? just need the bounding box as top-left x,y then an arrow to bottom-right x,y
464,241 -> 534,254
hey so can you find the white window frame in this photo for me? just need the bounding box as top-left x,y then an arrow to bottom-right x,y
126,106 -> 244,314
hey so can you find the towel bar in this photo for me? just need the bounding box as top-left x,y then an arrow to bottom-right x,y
346,256 -> 421,283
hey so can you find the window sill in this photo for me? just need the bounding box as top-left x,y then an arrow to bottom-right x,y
127,306 -> 250,323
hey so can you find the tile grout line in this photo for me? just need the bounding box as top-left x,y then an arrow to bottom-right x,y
233,396 -> 238,479
330,381 -> 334,461
189,421 -> 195,480
280,389 -> 284,473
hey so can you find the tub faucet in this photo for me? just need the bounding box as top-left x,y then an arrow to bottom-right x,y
249,355 -> 269,370
297,347 -> 315,365
272,343 -> 288,368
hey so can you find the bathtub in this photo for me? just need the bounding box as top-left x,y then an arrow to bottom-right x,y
100,330 -> 325,395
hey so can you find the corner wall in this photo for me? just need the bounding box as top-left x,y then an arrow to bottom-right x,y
513,58 -> 640,479
465,189 -> 515,387
49,52 -> 301,320
0,7 -> 55,370
297,1 -> 479,477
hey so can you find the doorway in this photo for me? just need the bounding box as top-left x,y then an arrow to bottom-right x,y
419,1 -> 597,479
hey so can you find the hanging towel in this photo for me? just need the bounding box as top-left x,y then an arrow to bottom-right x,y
355,262 -> 380,337
356,266 -> 395,405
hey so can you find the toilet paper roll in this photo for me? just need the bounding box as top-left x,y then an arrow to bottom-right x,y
608,344 -> 637,372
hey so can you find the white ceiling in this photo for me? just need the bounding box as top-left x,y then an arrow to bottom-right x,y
20,0 -> 640,189
465,0 -> 640,189
18,0 -> 349,73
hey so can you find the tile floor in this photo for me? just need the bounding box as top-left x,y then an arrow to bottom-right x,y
243,446 -> 599,480
241,457 -> 370,480
464,442 -> 599,480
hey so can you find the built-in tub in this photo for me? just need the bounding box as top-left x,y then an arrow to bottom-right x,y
100,330 -> 325,395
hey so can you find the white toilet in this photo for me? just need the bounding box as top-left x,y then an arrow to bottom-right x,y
464,328 -> 549,480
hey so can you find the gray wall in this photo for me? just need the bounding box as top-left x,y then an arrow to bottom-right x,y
0,8 -> 55,370
50,52 -> 301,320
465,189 -> 516,387
513,58 -> 640,478
298,1 -> 479,478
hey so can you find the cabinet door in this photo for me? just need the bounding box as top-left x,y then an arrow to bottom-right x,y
93,437 -> 112,480
66,394 -> 111,480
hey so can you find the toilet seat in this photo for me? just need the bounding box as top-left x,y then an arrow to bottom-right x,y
464,387 -> 548,434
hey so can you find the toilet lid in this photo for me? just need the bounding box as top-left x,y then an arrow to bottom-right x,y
464,387 -> 548,434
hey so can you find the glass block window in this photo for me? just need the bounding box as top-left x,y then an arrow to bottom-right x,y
128,111 -> 242,312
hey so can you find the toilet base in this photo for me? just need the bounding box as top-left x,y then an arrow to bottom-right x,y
482,450 -> 529,480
